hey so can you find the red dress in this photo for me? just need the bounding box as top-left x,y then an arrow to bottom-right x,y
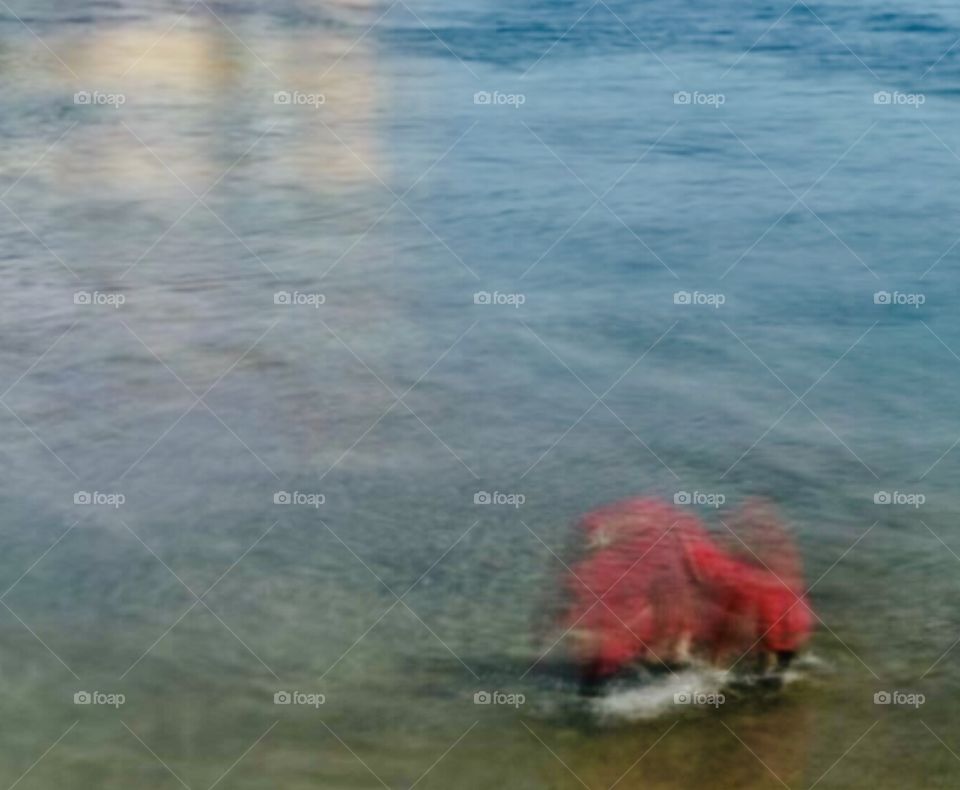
561,497 -> 812,677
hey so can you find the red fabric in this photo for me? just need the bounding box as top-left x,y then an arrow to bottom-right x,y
561,497 -> 813,676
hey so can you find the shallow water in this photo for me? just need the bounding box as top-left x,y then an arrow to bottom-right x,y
2,0 -> 960,786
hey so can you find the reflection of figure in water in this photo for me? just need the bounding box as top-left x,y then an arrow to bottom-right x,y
557,498 -> 814,695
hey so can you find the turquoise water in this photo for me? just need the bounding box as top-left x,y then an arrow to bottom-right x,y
2,0 -> 960,786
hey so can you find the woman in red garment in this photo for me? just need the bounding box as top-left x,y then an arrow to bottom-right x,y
565,498 -> 707,692
682,517 -> 813,672
560,497 -> 813,693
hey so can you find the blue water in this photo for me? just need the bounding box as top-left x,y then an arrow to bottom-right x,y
2,0 -> 960,786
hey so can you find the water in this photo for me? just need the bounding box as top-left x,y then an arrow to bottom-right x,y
1,0 -> 959,786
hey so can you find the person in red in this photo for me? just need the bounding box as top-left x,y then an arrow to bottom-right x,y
560,497 -> 813,694
682,503 -> 814,672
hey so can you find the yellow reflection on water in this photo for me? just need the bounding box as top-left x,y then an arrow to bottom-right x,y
30,7 -> 385,194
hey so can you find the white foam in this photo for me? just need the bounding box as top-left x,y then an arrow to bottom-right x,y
591,667 -> 729,722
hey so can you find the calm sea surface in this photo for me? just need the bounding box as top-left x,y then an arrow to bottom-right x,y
2,0 -> 960,786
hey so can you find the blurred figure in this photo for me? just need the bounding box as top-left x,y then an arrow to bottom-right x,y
558,497 -> 813,694
690,499 -> 814,673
